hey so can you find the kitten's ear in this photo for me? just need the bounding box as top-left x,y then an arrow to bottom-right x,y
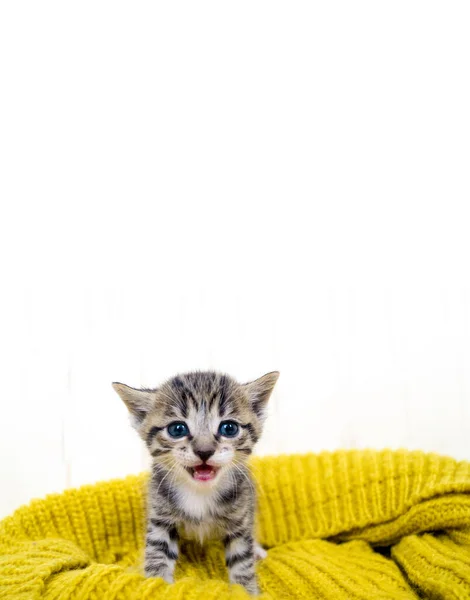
112,382 -> 155,429
243,371 -> 279,417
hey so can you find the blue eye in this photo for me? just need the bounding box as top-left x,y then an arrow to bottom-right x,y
167,422 -> 189,438
218,421 -> 239,438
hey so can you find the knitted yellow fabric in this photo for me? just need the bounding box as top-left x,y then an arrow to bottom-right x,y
2,450 -> 470,599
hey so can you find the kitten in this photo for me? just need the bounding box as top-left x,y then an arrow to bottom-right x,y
112,370 -> 279,595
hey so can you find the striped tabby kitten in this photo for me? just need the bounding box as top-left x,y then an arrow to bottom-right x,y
113,370 -> 279,595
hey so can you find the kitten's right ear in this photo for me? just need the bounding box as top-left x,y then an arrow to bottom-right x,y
112,382 -> 155,429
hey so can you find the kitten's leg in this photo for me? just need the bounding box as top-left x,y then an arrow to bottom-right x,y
224,532 -> 259,595
144,517 -> 179,584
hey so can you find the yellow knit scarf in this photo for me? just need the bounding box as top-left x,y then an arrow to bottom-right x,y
2,450 -> 470,599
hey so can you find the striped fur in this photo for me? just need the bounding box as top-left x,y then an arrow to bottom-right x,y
113,371 -> 279,595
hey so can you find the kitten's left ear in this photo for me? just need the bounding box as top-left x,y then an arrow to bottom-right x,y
112,382 -> 156,430
243,371 -> 279,417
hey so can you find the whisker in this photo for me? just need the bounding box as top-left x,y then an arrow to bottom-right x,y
244,460 -> 265,488
231,460 -> 257,498
233,459 -> 266,499
155,462 -> 178,498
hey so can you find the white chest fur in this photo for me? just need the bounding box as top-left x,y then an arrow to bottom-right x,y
175,484 -> 224,542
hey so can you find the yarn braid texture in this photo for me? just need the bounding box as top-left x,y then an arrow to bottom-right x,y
3,449 -> 470,598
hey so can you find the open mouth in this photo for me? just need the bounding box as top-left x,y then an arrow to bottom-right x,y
187,464 -> 219,482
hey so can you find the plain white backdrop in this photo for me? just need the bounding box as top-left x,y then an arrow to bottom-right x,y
1,2 -> 469,518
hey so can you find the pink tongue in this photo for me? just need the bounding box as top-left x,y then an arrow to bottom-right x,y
193,466 -> 216,481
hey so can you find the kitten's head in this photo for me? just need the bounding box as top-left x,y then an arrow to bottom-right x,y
112,371 -> 278,488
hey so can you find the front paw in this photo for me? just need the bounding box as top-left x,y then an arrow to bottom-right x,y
231,575 -> 259,596
145,566 -> 174,584
242,578 -> 259,596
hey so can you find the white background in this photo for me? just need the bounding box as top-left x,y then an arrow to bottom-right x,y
1,2 -> 469,518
